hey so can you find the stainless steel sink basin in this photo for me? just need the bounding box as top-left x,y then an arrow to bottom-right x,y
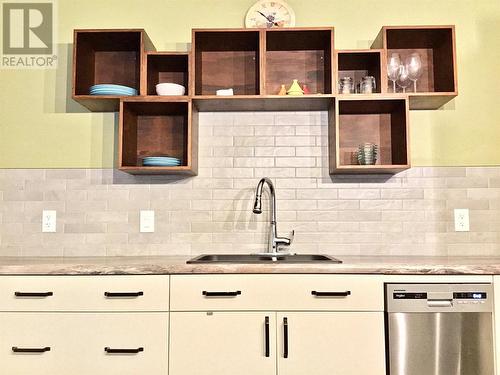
187,254 -> 342,264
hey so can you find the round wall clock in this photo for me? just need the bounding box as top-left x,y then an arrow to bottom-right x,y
245,0 -> 296,28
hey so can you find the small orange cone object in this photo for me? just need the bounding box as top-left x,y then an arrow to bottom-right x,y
278,84 -> 287,95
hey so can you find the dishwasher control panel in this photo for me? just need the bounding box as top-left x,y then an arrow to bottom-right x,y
386,283 -> 493,313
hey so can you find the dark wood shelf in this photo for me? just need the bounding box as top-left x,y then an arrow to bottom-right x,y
336,49 -> 385,94
193,94 -> 335,111
264,28 -> 334,95
192,29 -> 261,96
330,97 -> 410,174
72,29 -> 155,112
372,25 -> 457,109
118,98 -> 197,175
145,52 -> 189,96
72,26 -> 457,175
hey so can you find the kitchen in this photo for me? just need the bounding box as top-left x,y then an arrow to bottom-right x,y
0,0 -> 499,374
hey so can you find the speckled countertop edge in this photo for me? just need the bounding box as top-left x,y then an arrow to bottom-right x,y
0,256 -> 499,275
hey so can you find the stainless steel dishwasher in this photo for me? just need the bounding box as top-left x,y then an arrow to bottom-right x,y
386,283 -> 494,375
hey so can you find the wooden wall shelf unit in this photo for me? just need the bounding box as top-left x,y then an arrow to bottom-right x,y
372,25 -> 457,109
118,98 -> 198,175
192,29 -> 261,96
330,97 -> 410,174
264,28 -> 334,95
145,52 -> 190,96
336,49 -> 385,94
72,29 -> 155,112
72,25 -> 457,175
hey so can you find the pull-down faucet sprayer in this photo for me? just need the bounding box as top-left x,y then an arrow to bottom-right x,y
252,178 -> 294,255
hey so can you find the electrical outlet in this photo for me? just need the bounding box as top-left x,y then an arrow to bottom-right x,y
42,210 -> 57,233
140,210 -> 155,233
454,209 -> 470,232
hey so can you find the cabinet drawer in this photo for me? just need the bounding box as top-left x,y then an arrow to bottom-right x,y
170,274 -> 383,311
0,312 -> 169,375
0,275 -> 169,311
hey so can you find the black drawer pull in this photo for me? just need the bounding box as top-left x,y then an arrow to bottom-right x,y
311,291 -> 351,297
265,316 -> 270,357
12,346 -> 51,353
104,291 -> 144,298
283,317 -> 288,359
105,347 -> 144,354
15,292 -> 53,297
202,291 -> 242,297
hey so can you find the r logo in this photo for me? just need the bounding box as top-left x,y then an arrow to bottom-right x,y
3,2 -> 53,54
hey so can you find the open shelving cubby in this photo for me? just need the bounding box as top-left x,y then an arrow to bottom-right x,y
118,98 -> 197,175
336,49 -> 385,94
264,28 -> 334,95
192,29 -> 261,96
330,97 -> 409,174
145,52 -> 189,96
72,29 -> 154,111
372,26 -> 457,109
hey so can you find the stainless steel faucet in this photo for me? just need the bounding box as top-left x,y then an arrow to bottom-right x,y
252,177 -> 294,256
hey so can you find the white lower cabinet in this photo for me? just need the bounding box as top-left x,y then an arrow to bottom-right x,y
169,311 -> 385,375
276,312 -> 386,375
169,312 -> 276,375
0,313 -> 169,375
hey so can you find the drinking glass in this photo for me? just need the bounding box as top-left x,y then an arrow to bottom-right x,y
339,77 -> 354,94
360,76 -> 376,94
387,53 -> 401,93
396,64 -> 411,93
405,53 -> 423,92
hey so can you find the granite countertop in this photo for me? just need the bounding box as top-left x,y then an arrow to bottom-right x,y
0,256 -> 499,275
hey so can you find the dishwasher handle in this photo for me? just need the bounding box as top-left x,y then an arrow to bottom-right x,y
427,299 -> 453,308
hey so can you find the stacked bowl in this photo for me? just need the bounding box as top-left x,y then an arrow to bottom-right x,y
89,84 -> 137,96
142,156 -> 181,167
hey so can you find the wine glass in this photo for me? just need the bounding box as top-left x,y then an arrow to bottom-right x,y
387,53 -> 401,93
396,64 -> 411,93
405,53 -> 423,92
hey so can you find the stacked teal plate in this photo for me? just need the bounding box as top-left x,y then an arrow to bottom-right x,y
89,84 -> 137,96
142,156 -> 181,167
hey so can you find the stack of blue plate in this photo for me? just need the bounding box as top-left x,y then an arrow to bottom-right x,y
142,156 -> 181,167
89,84 -> 137,96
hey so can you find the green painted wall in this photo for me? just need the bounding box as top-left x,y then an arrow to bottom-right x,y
0,0 -> 499,168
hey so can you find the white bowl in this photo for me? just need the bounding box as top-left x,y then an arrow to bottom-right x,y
156,83 -> 185,96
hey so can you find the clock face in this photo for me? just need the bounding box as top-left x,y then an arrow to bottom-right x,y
245,0 -> 296,28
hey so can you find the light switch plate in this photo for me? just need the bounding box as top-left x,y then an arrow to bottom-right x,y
140,210 -> 155,233
42,210 -> 57,233
454,208 -> 470,232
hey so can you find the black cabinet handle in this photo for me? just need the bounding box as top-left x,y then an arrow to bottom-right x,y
104,291 -> 144,298
202,291 -> 241,297
283,317 -> 288,359
104,347 -> 144,354
311,291 -> 351,297
265,316 -> 270,357
14,292 -> 53,297
12,346 -> 51,353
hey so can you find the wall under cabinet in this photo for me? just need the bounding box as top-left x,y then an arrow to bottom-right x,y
0,111 -> 499,257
